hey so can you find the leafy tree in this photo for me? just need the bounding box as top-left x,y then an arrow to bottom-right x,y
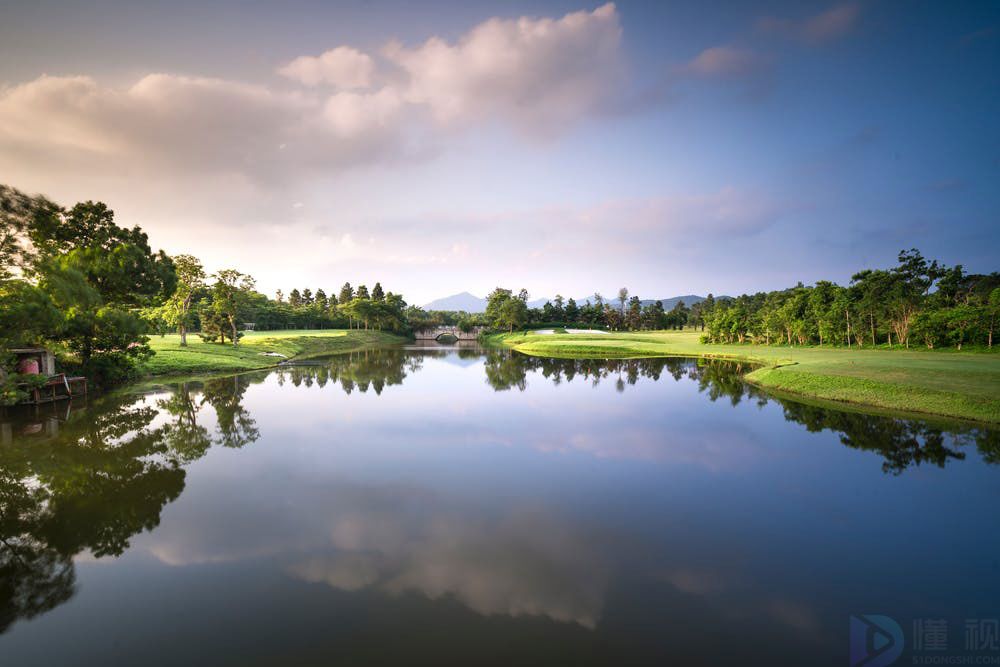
643,300 -> 666,330
485,287 -> 528,332
34,201 -> 175,307
887,249 -> 945,348
160,254 -> 205,346
0,280 -> 60,350
1,184 -> 60,279
666,300 -> 689,330
289,288 -> 302,307
988,288 -> 1000,348
371,282 -> 385,301
356,284 -> 370,300
301,288 -> 313,305
210,270 -> 255,346
38,258 -> 151,384
626,296 -> 642,330
338,282 -> 354,304
851,269 -> 891,346
564,297 -> 579,323
617,287 -> 629,314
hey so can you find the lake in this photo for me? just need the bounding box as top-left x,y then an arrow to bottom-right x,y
1,344 -> 998,665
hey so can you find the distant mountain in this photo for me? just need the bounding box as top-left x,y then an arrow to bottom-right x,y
422,292 -> 487,312
423,292 -> 717,313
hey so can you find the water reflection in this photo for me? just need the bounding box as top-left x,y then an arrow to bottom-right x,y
0,376 -> 262,632
275,348 -> 423,395
0,347 -> 997,643
475,350 -> 998,474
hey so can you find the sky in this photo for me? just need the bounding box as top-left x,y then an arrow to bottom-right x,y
1,0 -> 998,305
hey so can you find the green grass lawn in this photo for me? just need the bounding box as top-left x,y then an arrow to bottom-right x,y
491,330 -> 1000,424
142,329 -> 407,376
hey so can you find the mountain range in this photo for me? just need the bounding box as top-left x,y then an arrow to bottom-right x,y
422,292 -> 711,313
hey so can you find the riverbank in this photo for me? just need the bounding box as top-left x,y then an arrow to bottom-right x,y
142,330 -> 408,376
489,330 -> 1000,424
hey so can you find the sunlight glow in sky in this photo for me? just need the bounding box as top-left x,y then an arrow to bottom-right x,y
1,1 -> 997,304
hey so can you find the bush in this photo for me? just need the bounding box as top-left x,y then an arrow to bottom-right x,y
0,373 -> 50,406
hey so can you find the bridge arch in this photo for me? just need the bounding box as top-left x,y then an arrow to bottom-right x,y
414,326 -> 483,342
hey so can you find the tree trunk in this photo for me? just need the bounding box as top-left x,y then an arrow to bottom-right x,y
869,312 -> 875,347
180,324 -> 187,347
229,316 -> 238,346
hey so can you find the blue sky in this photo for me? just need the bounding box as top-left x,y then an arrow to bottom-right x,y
1,1 -> 997,304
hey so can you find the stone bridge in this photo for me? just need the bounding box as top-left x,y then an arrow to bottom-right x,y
414,326 -> 482,341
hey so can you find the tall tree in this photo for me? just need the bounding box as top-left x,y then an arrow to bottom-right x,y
211,270 -> 255,346
161,255 -> 205,346
564,297 -> 579,323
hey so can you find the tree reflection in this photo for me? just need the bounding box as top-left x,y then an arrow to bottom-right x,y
273,348 -> 422,396
777,401 -> 977,475
287,348 -> 997,476
481,349 -> 998,475
0,376 -> 261,633
201,376 -> 259,449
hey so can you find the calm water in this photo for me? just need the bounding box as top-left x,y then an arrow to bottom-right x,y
1,345 -> 998,666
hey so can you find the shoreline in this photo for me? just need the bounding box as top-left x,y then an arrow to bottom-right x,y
105,328 -> 1000,425
488,330 -> 1000,425
140,329 -> 409,378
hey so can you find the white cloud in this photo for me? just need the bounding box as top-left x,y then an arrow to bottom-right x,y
322,87 -> 404,137
382,2 -> 623,134
278,46 -> 375,89
0,4 -> 626,189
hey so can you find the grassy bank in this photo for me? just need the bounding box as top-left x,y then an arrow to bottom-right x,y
489,330 -> 1000,424
142,329 -> 408,376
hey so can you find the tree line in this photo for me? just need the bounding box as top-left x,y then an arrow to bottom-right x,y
153,275 -> 411,343
700,249 -> 999,349
481,287 -> 694,332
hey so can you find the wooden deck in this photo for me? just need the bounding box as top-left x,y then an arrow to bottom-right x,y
23,374 -> 88,404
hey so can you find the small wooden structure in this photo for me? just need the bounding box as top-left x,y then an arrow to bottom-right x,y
8,348 -> 88,404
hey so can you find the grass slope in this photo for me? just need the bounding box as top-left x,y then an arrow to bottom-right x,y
143,329 -> 407,376
490,330 -> 1000,424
